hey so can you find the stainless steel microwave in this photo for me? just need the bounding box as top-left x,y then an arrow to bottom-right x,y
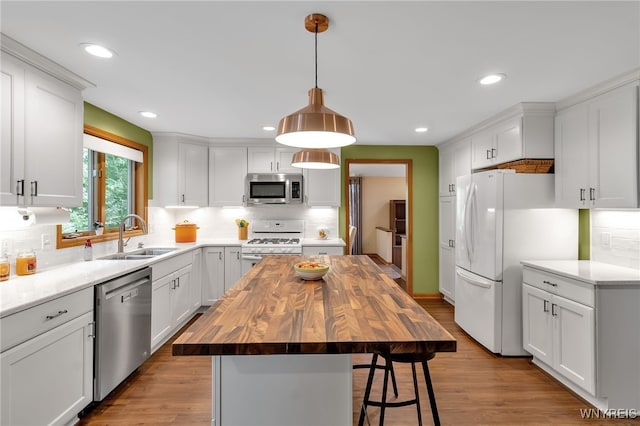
245,173 -> 303,205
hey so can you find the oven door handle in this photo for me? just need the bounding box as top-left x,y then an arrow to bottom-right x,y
242,255 -> 264,261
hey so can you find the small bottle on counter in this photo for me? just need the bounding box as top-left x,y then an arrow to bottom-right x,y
16,249 -> 36,276
84,239 -> 93,261
0,254 -> 9,282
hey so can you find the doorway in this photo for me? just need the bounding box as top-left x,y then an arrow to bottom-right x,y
345,159 -> 413,295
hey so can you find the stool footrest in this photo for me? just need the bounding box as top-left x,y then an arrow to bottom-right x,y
365,398 -> 419,408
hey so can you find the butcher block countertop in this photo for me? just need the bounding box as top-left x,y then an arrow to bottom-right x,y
173,255 -> 456,356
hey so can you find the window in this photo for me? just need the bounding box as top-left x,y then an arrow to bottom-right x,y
57,125 -> 148,248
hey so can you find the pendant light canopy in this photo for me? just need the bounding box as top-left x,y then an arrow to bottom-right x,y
291,148 -> 340,169
276,13 -> 356,149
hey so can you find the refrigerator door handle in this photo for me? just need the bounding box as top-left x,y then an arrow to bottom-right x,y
463,183 -> 474,263
456,268 -> 493,289
466,183 -> 477,259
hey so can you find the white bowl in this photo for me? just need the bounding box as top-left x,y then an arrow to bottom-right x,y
294,262 -> 330,281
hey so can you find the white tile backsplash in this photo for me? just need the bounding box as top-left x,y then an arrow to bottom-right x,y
591,210 -> 640,270
0,205 -> 337,270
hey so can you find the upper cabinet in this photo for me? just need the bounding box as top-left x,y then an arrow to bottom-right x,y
555,81 -> 639,208
438,138 -> 471,197
209,147 -> 247,206
247,147 -> 299,173
303,148 -> 341,207
469,103 -> 555,170
153,134 -> 208,207
1,43 -> 88,207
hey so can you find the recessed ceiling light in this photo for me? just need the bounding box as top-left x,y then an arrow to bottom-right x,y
139,111 -> 157,118
262,126 -> 276,131
80,43 -> 115,58
415,127 -> 428,133
479,73 -> 506,85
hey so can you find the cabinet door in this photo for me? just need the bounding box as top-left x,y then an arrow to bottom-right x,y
305,167 -> 340,207
554,104 -> 590,207
209,147 -> 247,206
470,127 -> 494,170
275,147 -> 299,173
203,247 -> 225,305
151,273 -> 174,351
438,246 -> 455,301
24,65 -> 83,207
589,84 -> 638,208
190,249 -> 203,313
452,139 -> 471,194
178,142 -> 208,206
171,265 -> 192,327
1,311 -> 93,426
438,145 -> 454,197
303,246 -> 344,256
494,117 -> 522,164
439,196 -> 455,248
0,53 -> 25,206
247,147 -> 276,173
522,284 -> 553,365
224,246 -> 243,291
553,295 -> 595,394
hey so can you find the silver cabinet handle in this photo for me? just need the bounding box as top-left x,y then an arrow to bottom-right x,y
88,321 -> 96,339
486,149 -> 492,159
236,251 -> 240,260
181,194 -> 185,203
543,280 -> 558,287
16,179 -> 24,196
491,148 -> 497,158
276,161 -> 280,171
45,309 -> 68,320
543,300 -> 549,312
551,303 -> 557,317
30,180 -> 38,198
451,183 -> 455,193
219,252 -> 222,260
270,161 -> 273,171
175,278 -> 180,288
579,188 -> 586,201
589,187 -> 596,201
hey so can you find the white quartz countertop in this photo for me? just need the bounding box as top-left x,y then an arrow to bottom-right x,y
0,239 -> 243,318
521,260 -> 640,285
301,238 -> 345,247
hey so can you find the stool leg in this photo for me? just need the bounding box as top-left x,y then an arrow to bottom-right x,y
358,354 -> 378,426
421,361 -> 440,426
378,356 -> 392,426
411,362 -> 423,426
389,362 -> 399,398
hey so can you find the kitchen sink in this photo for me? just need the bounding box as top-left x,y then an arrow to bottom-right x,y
98,247 -> 178,260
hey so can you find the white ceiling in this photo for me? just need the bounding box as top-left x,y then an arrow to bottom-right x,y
2,1 -> 639,146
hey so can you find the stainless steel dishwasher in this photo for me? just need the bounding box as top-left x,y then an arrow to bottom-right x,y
94,267 -> 152,401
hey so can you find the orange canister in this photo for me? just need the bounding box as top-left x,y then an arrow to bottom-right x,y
173,221 -> 199,243
16,249 -> 36,276
0,255 -> 9,282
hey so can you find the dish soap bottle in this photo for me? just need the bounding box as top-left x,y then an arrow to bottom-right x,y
84,239 -> 93,261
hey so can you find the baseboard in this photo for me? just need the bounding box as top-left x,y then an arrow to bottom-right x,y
413,293 -> 443,301
364,253 -> 388,264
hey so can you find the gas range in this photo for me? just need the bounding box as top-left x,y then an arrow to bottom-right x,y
241,220 -> 303,255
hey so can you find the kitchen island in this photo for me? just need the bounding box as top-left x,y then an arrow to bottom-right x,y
173,255 -> 456,425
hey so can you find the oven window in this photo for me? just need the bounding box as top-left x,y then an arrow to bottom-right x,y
250,182 -> 286,198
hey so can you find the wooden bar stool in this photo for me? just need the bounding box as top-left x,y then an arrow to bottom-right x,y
358,351 -> 440,426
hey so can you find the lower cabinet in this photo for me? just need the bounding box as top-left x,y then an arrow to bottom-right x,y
224,246 -> 242,290
190,249 -> 203,312
302,245 -> 344,256
522,275 -> 595,394
1,309 -> 93,426
203,246 -> 243,306
151,253 -> 194,353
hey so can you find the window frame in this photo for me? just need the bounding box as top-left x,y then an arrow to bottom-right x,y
56,125 -> 148,249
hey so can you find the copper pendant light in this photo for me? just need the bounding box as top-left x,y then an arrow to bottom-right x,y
276,13 -> 356,149
291,148 -> 340,169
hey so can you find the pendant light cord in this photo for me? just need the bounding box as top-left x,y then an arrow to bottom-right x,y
314,21 -> 318,88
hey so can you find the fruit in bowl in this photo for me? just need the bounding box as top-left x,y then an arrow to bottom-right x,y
294,261 -> 330,281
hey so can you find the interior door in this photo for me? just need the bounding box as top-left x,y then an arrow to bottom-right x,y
468,170 -> 501,281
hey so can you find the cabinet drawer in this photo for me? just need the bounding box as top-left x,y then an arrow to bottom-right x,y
302,246 -> 344,256
523,267 -> 594,307
0,286 -> 93,352
152,252 -> 192,280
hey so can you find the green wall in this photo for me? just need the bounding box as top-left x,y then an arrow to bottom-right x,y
578,209 -> 590,260
83,103 -> 154,198
340,145 -> 440,295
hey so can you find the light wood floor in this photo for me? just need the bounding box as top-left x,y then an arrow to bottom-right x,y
78,300 -> 633,425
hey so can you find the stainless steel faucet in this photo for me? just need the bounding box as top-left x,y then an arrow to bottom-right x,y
118,214 -> 148,253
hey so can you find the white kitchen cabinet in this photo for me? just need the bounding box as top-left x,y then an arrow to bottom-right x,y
0,50 -> 85,207
470,103 -> 555,170
203,247 -> 225,306
304,149 -> 341,206
247,146 -> 299,173
555,82 -> 638,208
209,147 -> 247,206
190,249 -> 203,312
151,252 -> 194,352
302,245 -> 344,255
224,246 -> 243,291
152,134 -> 208,207
522,269 -> 595,395
438,138 -> 471,197
1,287 -> 93,426
438,196 -> 455,302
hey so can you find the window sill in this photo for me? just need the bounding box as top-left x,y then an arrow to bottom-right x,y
56,227 -> 145,249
